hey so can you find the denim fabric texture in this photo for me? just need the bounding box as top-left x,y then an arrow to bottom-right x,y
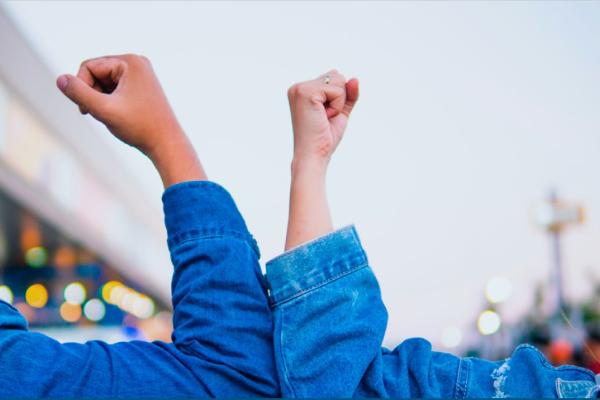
0,181 -> 279,397
1,180 -> 598,398
266,225 -> 599,398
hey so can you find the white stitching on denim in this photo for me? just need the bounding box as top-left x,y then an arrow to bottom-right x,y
454,358 -> 470,398
278,306 -> 298,397
491,359 -> 510,398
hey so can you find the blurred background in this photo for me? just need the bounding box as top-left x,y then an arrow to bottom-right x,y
0,1 -> 598,371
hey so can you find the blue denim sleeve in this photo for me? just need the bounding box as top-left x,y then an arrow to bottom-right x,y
266,225 -> 600,398
266,226 -> 390,397
0,181 -> 278,397
264,227 -> 476,398
163,181 -> 278,396
0,294 -> 232,397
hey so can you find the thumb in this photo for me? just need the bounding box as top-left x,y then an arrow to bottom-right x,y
342,78 -> 359,117
57,74 -> 108,117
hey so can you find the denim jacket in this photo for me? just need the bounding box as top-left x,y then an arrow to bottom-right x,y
265,225 -> 600,398
1,181 -> 598,398
0,181 -> 279,397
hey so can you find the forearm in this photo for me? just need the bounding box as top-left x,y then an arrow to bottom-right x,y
285,157 -> 333,251
147,126 -> 207,188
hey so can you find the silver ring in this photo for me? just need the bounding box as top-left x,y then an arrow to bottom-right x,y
323,74 -> 331,84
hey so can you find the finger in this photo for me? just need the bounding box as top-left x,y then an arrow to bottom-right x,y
80,57 -> 126,94
56,74 -> 109,118
315,70 -> 348,118
321,84 -> 346,118
316,69 -> 346,88
76,63 -> 105,114
342,78 -> 359,117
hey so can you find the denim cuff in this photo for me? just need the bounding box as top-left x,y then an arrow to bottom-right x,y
162,181 -> 259,257
265,225 -> 368,306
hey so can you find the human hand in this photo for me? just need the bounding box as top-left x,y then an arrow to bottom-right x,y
57,54 -> 206,187
56,54 -> 183,160
287,70 -> 359,169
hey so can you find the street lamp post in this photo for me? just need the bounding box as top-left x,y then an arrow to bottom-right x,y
533,190 -> 584,324
548,191 -> 566,314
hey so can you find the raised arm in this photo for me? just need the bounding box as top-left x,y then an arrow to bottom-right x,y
284,70 -> 358,250
0,182 -> 278,397
0,55 -> 279,397
268,71 -> 483,397
269,72 -> 599,398
268,71 -> 391,397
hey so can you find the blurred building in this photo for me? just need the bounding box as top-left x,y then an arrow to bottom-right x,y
0,7 -> 173,342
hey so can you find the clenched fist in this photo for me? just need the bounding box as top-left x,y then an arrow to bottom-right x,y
57,54 -> 206,187
56,54 -> 182,159
287,70 -> 359,167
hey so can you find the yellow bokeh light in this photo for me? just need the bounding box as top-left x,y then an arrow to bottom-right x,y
110,286 -> 129,306
59,302 -> 82,323
101,281 -> 156,319
102,281 -> 123,304
25,283 -> 48,308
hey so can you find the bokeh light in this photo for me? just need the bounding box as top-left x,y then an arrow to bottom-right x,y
83,298 -> 105,322
132,295 -> 155,319
14,302 -> 34,321
0,285 -> 13,304
485,276 -> 513,304
441,326 -> 463,348
477,310 -> 501,335
120,290 -> 137,311
25,283 -> 48,308
102,281 -> 155,319
59,302 -> 82,323
53,246 -> 77,268
102,281 -> 123,303
20,215 -> 41,251
64,282 -> 86,305
25,246 -> 48,268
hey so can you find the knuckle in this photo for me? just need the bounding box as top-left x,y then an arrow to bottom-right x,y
330,69 -> 345,82
79,58 -> 96,71
295,84 -> 313,98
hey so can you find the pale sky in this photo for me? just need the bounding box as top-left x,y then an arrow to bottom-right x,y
4,1 -> 600,349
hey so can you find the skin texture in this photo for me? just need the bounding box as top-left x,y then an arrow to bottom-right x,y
285,70 -> 359,251
56,54 -> 206,188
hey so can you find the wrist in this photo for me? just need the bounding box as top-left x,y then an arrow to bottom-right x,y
291,155 -> 329,178
147,130 -> 207,188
